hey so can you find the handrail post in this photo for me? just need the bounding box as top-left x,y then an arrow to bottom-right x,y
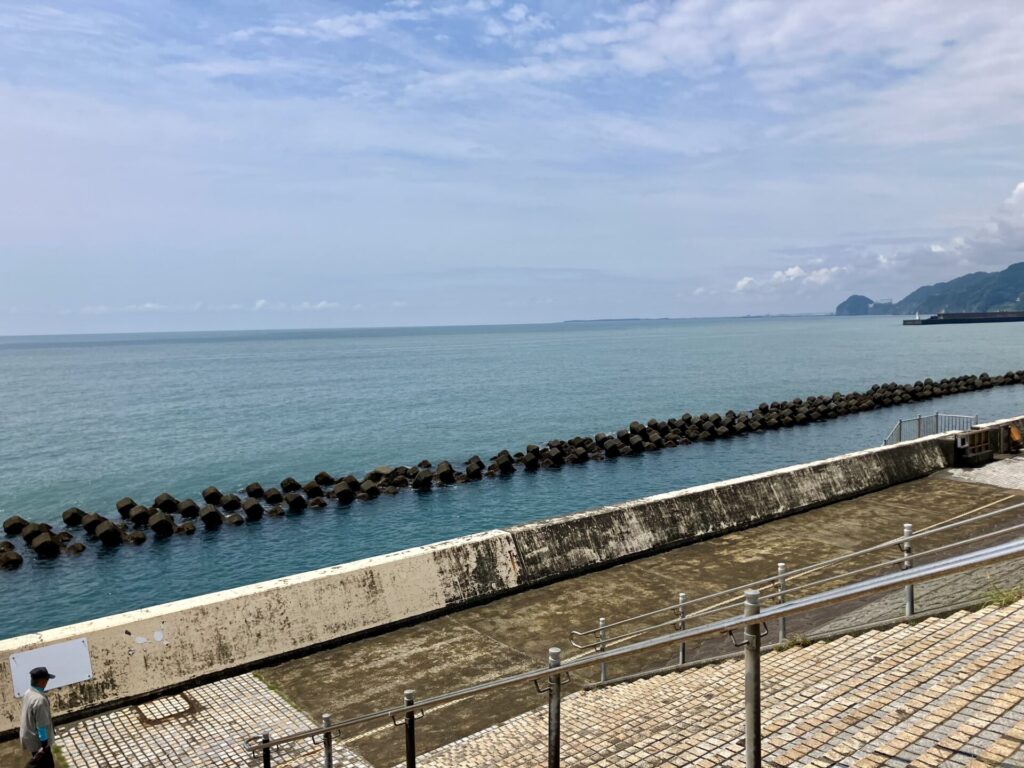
677,592 -> 687,666
743,589 -> 762,768
902,523 -> 914,617
261,731 -> 271,768
548,647 -> 562,768
404,689 -> 416,768
597,618 -> 608,683
776,563 -> 787,643
322,714 -> 333,768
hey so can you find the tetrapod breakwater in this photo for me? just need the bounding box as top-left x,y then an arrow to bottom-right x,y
2,369 -> 1020,569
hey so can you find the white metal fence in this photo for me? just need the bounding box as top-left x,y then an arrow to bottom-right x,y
883,413 -> 978,445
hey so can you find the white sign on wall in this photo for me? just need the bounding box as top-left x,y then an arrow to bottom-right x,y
10,638 -> 92,698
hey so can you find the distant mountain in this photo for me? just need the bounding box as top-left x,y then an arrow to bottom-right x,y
835,262 -> 1024,316
835,295 -> 880,316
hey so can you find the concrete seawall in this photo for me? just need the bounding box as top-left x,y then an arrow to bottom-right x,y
509,437 -> 950,582
0,432 -> 967,732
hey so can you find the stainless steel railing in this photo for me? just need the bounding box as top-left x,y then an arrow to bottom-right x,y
245,536 -> 1024,768
883,412 -> 977,445
570,495 -> 1022,667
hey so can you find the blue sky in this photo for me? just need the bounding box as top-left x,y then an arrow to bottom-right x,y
2,1 -> 1023,334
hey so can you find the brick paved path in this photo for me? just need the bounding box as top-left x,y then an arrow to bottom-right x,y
947,454 -> 1024,492
413,600 -> 1024,767
57,673 -> 370,768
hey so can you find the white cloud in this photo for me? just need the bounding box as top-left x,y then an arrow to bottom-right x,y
483,18 -> 508,37
878,182 -> 1024,278
1007,182 -> 1024,214
76,299 -> 345,315
525,2 -> 1024,147
734,276 -> 755,292
172,58 -> 303,78
459,0 -> 504,13
769,265 -> 806,284
232,9 -> 427,42
734,264 -> 846,295
765,265 -> 843,287
6,3 -> 1024,331
729,179 -> 1024,301
235,1 -> 515,43
804,267 -> 843,286
79,302 -> 184,314
504,4 -> 529,23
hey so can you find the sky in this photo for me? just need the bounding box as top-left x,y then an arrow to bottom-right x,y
1,0 -> 1024,334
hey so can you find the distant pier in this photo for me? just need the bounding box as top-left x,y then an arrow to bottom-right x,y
904,311 -> 1024,325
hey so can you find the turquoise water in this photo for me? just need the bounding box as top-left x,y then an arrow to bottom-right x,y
1,317 -> 1023,639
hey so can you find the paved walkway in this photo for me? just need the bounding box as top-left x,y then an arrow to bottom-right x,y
946,454 -> 1024,491
55,674 -> 369,768
414,600 -> 1024,767
11,458 -> 1024,767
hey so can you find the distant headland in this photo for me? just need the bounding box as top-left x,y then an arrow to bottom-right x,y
836,261 -> 1024,316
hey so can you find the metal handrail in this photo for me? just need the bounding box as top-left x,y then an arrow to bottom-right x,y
884,413 -> 978,446
756,520 -> 1024,601
588,593 -> 994,690
571,518 -> 1024,651
570,496 -> 1024,644
244,537 -> 1024,754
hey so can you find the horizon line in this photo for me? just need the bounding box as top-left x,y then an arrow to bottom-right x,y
0,311 -> 909,341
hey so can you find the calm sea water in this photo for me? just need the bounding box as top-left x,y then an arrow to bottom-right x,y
1,317 -> 1023,639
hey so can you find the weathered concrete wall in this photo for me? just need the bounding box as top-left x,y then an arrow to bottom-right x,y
0,531 -> 524,733
509,438 -> 949,581
0,434 -> 962,732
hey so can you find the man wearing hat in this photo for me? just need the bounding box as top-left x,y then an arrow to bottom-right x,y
19,666 -> 55,767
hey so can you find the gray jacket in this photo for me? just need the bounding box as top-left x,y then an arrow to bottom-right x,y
19,686 -> 53,753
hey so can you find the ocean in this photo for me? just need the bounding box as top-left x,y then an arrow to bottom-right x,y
1,316 -> 1023,639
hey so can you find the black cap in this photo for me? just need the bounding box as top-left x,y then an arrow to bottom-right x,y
29,667 -> 55,681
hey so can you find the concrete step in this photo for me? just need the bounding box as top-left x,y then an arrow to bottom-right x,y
411,600 -> 1024,767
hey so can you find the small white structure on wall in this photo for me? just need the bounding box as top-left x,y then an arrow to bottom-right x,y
10,639 -> 92,697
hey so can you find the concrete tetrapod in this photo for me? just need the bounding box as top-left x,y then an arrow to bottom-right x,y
94,521 -> 122,547
2,516 -> 28,536
241,498 -> 264,522
115,497 -> 136,519
199,505 -> 223,530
